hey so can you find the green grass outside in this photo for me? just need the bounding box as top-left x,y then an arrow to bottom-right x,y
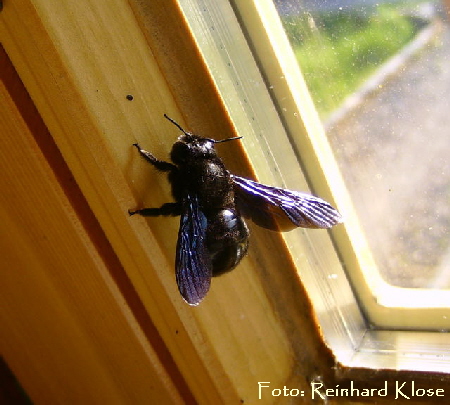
282,3 -> 426,117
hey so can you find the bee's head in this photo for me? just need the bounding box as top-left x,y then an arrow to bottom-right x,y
170,133 -> 217,164
164,114 -> 242,165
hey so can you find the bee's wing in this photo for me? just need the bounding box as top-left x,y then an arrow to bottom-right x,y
176,193 -> 212,305
232,175 -> 343,231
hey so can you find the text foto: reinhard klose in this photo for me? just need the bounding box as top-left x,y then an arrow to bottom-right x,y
258,381 -> 445,400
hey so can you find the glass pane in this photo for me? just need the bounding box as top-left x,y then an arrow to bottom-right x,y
275,0 -> 450,288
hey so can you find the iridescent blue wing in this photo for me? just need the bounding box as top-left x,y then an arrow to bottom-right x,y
232,175 -> 343,231
176,193 -> 212,305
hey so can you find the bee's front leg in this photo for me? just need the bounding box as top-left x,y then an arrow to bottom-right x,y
132,143 -> 176,172
128,202 -> 182,217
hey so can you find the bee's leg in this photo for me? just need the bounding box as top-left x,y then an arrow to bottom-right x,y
132,143 -> 176,172
128,202 -> 182,217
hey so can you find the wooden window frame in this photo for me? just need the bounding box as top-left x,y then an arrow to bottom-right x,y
1,0 -> 449,403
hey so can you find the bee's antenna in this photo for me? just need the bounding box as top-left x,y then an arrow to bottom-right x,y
164,114 -> 242,143
214,136 -> 243,143
164,114 -> 189,135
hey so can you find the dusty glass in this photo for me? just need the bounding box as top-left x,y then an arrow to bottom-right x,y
275,0 -> 450,288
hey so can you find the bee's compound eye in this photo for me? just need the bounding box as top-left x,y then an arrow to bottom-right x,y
170,141 -> 190,164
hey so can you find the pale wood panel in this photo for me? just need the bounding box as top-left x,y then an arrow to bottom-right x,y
0,47 -> 184,403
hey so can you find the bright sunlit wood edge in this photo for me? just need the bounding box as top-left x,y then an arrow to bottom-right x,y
229,0 -> 450,372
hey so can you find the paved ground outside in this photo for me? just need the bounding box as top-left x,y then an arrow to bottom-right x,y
326,18 -> 450,288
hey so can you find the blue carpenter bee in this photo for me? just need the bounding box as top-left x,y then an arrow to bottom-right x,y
129,115 -> 342,305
